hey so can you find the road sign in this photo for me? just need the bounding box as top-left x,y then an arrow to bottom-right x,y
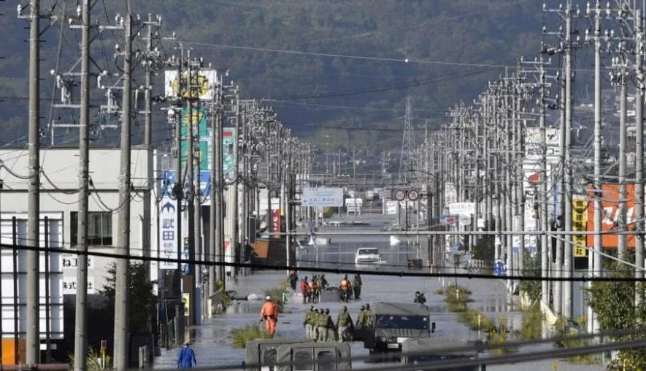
459,214 -> 472,226
393,189 -> 406,201
407,189 -> 420,201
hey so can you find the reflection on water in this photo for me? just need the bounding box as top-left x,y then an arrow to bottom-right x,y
225,300 -> 263,314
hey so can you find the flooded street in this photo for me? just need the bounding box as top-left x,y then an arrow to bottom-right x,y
153,216 -> 604,370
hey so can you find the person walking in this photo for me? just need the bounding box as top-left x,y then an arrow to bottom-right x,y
325,308 -> 337,341
336,306 -> 354,342
260,296 -> 278,337
354,305 -> 366,341
308,277 -> 319,303
177,341 -> 197,369
303,306 -> 315,339
339,275 -> 352,302
353,274 -> 362,300
364,303 -> 374,327
289,270 -> 298,291
320,274 -> 328,289
300,277 -> 309,304
316,308 -> 331,342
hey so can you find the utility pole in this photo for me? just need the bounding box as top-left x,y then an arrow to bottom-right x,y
185,52 -> 196,327
114,8 -> 132,371
21,0 -> 41,364
74,0 -> 90,369
563,1 -> 574,319
588,3 -> 603,331
635,9 -> 644,304
613,53 -> 628,260
141,14 -> 161,277
171,45 -> 185,340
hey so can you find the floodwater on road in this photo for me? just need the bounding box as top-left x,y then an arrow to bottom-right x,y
153,216 -> 605,370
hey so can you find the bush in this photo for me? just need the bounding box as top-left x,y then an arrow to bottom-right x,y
264,279 -> 290,313
517,304 -> 543,340
444,286 -> 472,313
231,325 -> 272,348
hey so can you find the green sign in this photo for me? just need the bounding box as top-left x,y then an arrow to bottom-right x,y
180,107 -> 211,171
223,128 -> 236,180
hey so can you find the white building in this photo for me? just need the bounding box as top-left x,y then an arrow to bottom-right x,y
0,148 -> 151,295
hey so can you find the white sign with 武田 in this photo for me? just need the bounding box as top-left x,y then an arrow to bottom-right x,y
159,196 -> 179,269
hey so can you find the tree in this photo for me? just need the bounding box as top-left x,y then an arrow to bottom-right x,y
100,262 -> 157,333
585,261 -> 646,369
519,250 -> 541,304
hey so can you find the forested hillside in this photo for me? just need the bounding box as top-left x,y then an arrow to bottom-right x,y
0,0 -> 550,158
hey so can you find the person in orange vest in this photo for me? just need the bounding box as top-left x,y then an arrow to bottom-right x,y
308,278 -> 318,303
339,275 -> 352,302
300,277 -> 309,304
260,296 -> 278,336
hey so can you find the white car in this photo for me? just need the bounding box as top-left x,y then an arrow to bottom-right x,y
355,247 -> 381,264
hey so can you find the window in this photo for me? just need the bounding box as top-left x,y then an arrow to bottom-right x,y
317,350 -> 335,371
71,212 -> 113,247
293,350 -> 313,371
375,315 -> 429,330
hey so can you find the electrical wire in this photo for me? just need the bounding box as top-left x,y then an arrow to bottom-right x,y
0,241 -> 643,283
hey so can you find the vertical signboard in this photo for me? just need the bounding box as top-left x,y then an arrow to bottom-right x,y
223,128 -> 237,182
586,184 -> 635,248
159,197 -> 179,269
180,107 -> 211,171
572,196 -> 588,257
272,209 -> 281,234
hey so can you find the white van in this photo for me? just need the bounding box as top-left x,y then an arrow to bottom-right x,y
355,247 -> 381,264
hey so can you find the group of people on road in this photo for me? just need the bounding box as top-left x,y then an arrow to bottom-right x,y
339,274 -> 363,302
300,274 -> 329,303
299,273 -> 363,304
303,303 -> 374,343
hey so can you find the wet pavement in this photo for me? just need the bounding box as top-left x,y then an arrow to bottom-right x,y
153,214 -> 605,370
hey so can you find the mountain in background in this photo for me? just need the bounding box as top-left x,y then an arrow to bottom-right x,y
0,0 -> 551,169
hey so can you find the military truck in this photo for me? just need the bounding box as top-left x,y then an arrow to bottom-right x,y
400,338 -> 485,371
245,339 -> 351,371
363,302 -> 435,353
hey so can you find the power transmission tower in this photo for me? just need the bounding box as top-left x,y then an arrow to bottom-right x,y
399,97 -> 415,184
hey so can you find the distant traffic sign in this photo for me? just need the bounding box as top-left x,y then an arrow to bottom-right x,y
393,189 -> 406,201
407,189 -> 420,201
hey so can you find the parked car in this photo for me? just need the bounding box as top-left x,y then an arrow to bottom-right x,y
355,247 -> 381,264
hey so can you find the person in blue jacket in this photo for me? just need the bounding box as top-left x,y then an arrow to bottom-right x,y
177,341 -> 197,368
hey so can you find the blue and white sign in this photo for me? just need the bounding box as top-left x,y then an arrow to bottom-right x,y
302,187 -> 344,207
161,170 -> 212,199
159,196 -> 179,269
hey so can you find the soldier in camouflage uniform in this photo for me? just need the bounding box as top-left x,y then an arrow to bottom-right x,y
303,306 -> 315,339
316,308 -> 331,342
336,306 -> 354,342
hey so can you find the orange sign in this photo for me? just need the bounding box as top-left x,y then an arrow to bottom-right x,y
586,184 -> 635,248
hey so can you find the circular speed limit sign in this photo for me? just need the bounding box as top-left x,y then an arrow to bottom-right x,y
407,189 -> 420,201
393,189 -> 406,201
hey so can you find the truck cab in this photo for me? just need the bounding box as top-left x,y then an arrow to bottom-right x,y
363,302 -> 434,353
400,338 -> 485,371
